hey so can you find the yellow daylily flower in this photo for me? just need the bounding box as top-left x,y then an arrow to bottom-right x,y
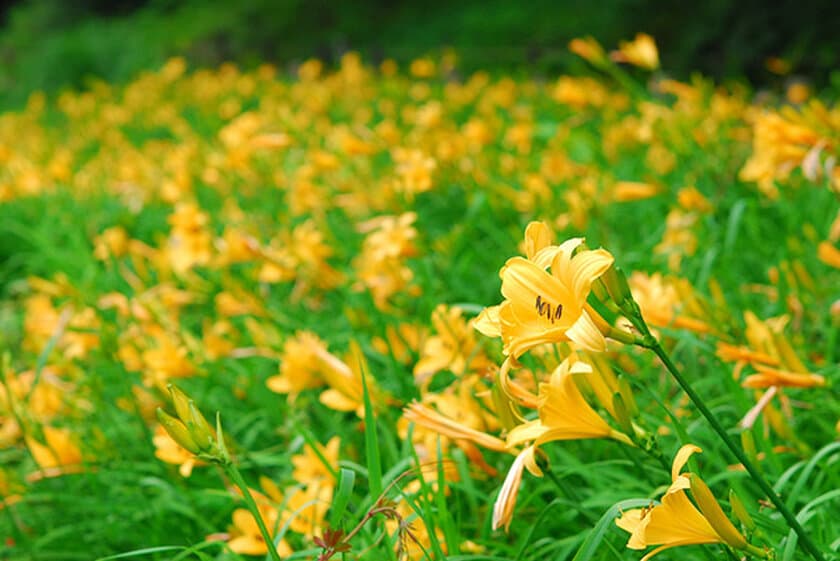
25,426 -> 84,480
616,445 -> 759,560
477,223 -> 621,357
506,357 -> 632,449
611,33 -> 660,71
568,36 -> 608,67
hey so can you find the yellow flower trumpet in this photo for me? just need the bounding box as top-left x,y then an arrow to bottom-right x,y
616,445 -> 766,560
476,222 -> 633,358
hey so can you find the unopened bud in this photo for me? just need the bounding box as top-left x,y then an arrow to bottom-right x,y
729,489 -> 756,531
612,392 -> 635,436
617,375 -> 639,418
186,400 -> 216,453
602,265 -> 634,310
156,408 -> 200,454
168,384 -> 193,424
740,430 -> 760,470
690,475 -> 748,550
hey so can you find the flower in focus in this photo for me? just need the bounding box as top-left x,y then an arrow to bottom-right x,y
505,356 -> 633,451
476,222 -> 617,356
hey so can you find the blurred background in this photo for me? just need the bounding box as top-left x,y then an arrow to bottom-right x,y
1,0 -> 838,108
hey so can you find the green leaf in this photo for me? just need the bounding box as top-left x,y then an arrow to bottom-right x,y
329,467 -> 356,528
571,498 -> 652,561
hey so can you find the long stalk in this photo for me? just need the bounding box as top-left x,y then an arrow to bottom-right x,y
226,463 -> 284,561
647,340 -> 825,561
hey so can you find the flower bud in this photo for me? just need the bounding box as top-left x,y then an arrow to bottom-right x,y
729,489 -> 756,531
168,384 -> 193,425
617,375 -> 639,418
611,392 -> 635,436
602,265 -> 634,310
156,408 -> 200,454
186,400 -> 216,453
689,475 -> 748,550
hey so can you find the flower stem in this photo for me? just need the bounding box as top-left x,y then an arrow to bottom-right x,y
648,340 -> 824,561
225,463 -> 284,561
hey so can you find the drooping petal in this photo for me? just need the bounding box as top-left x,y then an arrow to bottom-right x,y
506,419 -> 548,447
672,444 -> 702,482
492,446 -> 531,532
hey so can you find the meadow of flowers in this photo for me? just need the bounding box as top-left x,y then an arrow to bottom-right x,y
0,34 -> 838,561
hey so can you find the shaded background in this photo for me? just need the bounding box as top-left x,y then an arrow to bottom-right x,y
1,0 -> 839,108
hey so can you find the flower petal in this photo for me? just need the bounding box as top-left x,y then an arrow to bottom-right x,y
566,310 -> 607,351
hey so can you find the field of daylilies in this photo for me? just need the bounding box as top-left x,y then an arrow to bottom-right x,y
1,34 -> 839,561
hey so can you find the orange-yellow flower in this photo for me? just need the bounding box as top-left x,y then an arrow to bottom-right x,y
506,357 -> 632,449
818,241 -> 840,268
611,33 -> 660,70
616,445 -> 754,560
741,364 -> 825,389
25,426 -> 84,480
478,228 -> 616,357
568,36 -> 607,66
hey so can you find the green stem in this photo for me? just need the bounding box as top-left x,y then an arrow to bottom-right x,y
648,341 -> 824,561
225,463 -> 284,561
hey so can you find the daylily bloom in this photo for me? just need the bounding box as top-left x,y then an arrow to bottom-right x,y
266,331 -> 328,399
568,36 -> 608,67
616,445 -> 761,560
505,357 -> 633,450
476,222 -> 619,357
414,305 -> 495,386
25,426 -> 84,480
611,33 -> 660,70
741,364 -> 825,389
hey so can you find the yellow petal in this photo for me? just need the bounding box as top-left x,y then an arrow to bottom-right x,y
616,508 -> 649,549
523,222 -> 554,260
567,248 -> 614,301
643,491 -> 720,547
474,305 -> 502,338
565,310 -> 607,352
319,389 -> 359,412
672,444 -> 702,482
227,535 -> 266,556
